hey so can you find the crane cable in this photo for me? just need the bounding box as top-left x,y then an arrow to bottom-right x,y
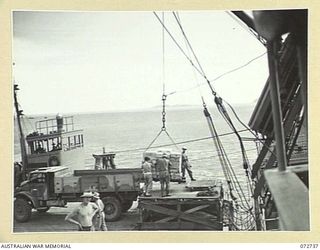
154,11 -> 257,228
214,96 -> 254,194
155,10 -> 274,162
175,13 -> 239,200
172,11 -> 256,227
173,11 -> 255,195
145,12 -> 179,152
174,11 -> 240,203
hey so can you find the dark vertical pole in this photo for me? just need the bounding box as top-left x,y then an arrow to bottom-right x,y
266,40 -> 288,171
296,38 -> 308,146
14,85 -> 28,175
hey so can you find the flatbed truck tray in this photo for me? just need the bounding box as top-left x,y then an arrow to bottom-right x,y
137,181 -> 226,230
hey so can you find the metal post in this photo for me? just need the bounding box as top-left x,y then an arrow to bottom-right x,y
297,42 -> 308,145
266,40 -> 288,171
14,85 -> 28,174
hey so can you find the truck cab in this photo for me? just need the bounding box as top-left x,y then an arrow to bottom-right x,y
14,167 -> 70,222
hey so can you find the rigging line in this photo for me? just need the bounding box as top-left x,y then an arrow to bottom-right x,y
211,120 -> 253,208
108,129 -> 249,154
191,147 -> 257,162
144,129 -> 163,153
173,11 -> 206,76
203,105 -> 249,208
176,12 -> 204,99
207,99 -> 255,211
153,12 -> 206,79
216,132 -> 252,210
210,51 -> 267,82
164,51 -> 267,96
164,130 -> 180,150
171,11 -> 217,97
17,103 -> 34,133
222,98 -> 277,158
215,100 -> 254,181
162,12 -> 165,95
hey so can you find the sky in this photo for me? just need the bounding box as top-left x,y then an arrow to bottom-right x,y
12,11 -> 268,115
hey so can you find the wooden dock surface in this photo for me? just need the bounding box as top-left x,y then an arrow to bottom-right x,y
13,202 -> 140,232
140,179 -> 222,199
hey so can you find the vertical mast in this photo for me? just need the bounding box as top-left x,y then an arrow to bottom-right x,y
14,84 -> 28,174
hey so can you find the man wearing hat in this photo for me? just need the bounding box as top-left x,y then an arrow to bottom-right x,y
155,153 -> 172,197
181,147 -> 196,182
65,192 -> 100,231
92,192 -> 108,231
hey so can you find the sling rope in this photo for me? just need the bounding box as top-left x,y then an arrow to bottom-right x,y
145,12 -> 179,152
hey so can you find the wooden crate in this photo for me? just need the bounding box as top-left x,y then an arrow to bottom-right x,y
138,198 -> 223,230
137,182 -> 224,230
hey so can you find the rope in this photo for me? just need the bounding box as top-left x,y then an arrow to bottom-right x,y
223,98 -> 277,158
155,12 -> 258,229
173,12 -> 207,77
175,12 -> 204,99
103,129 -> 249,154
172,11 -> 256,227
153,12 -> 206,79
214,96 -> 254,194
162,12 -> 165,96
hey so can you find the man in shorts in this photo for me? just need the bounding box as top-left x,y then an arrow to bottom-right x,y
141,156 -> 153,197
156,153 -> 171,197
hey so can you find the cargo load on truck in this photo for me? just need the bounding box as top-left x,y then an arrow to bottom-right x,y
143,149 -> 182,183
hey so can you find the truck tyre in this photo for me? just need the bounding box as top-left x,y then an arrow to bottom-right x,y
121,200 -> 133,212
102,196 -> 122,222
37,207 -> 50,213
14,198 -> 32,223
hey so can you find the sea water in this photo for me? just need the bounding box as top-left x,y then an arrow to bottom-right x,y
14,104 -> 257,190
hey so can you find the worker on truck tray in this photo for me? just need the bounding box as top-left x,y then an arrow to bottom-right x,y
141,156 -> 153,197
181,147 -> 196,182
156,153 -> 171,197
65,192 -> 100,231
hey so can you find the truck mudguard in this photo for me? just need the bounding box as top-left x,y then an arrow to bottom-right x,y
15,191 -> 39,208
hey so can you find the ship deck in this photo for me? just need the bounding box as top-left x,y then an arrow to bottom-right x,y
140,179 -> 222,199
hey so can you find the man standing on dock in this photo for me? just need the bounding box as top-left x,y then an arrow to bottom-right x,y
181,147 -> 196,182
92,192 -> 108,231
156,153 -> 171,197
65,192 -> 100,231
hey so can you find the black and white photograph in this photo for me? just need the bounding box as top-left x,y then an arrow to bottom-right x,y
12,9 -> 309,234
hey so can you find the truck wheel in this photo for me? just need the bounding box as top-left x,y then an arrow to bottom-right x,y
14,198 -> 32,223
37,207 -> 50,213
121,200 -> 133,212
102,196 -> 122,222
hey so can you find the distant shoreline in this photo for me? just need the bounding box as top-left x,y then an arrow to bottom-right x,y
21,103 -> 255,117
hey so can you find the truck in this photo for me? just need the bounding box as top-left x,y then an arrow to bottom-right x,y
14,165 -> 143,223
13,86 -> 143,223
